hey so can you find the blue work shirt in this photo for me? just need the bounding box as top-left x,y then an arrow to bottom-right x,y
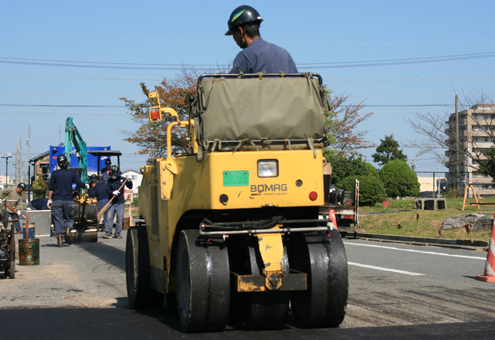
107,175 -> 133,205
229,37 -> 298,74
27,198 -> 49,210
48,169 -> 86,201
89,182 -> 111,201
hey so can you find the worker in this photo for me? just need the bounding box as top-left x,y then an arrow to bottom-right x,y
0,183 -> 26,234
27,197 -> 49,211
103,165 -> 132,239
88,177 -> 110,231
48,154 -> 89,247
227,5 -> 298,74
101,159 -> 112,182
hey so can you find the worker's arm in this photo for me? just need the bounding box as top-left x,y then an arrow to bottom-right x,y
48,190 -> 53,209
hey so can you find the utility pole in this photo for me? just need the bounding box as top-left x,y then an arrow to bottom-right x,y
455,94 -> 459,190
19,137 -> 22,184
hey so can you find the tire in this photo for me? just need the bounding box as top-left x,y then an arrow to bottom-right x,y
289,229 -> 348,328
230,237 -> 289,329
126,224 -> 164,309
176,230 -> 230,332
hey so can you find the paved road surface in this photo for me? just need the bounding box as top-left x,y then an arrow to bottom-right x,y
1,232 -> 495,339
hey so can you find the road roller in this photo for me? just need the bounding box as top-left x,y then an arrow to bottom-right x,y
127,73 -> 349,332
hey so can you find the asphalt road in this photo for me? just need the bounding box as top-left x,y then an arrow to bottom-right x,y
1,232 -> 495,339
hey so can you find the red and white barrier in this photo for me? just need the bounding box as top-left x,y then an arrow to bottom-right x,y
329,209 -> 338,229
476,215 -> 495,282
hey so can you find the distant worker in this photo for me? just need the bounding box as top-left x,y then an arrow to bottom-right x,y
103,165 -> 132,239
227,5 -> 298,74
27,197 -> 49,211
0,183 -> 26,234
88,177 -> 110,231
48,154 -> 89,247
101,159 -> 112,182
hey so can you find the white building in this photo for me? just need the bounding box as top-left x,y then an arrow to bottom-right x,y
121,169 -> 142,198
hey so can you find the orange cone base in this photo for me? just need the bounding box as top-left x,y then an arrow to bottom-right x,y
476,275 -> 495,282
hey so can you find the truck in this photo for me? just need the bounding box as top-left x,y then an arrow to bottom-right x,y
127,73 -> 348,332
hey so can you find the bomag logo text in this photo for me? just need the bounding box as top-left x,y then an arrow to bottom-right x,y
251,184 -> 287,195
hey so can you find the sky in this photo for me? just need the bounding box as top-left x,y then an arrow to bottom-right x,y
1,0 -> 494,179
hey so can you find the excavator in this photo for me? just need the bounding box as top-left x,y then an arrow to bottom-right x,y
63,117 -> 121,243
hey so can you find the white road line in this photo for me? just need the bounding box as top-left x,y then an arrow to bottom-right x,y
344,241 -> 486,260
347,262 -> 425,276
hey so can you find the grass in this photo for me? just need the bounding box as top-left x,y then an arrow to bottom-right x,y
359,197 -> 494,243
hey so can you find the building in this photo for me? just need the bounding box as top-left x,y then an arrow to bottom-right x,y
121,169 -> 142,198
446,104 -> 495,196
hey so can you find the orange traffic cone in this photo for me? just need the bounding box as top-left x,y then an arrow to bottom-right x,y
476,215 -> 495,282
328,209 -> 338,229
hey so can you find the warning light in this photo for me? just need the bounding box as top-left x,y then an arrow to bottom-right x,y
149,107 -> 162,122
309,191 -> 318,201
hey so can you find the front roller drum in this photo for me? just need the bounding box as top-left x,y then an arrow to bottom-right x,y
289,229 -> 348,328
65,228 -> 98,244
176,230 -> 230,333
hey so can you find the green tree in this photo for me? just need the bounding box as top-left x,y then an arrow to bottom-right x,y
326,154 -> 368,188
379,159 -> 420,197
372,134 -> 407,167
32,176 -> 48,199
364,162 -> 379,177
340,175 -> 387,206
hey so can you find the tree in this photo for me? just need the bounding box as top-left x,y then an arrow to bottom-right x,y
365,162 -> 379,177
324,89 -> 375,157
121,67 -> 221,158
372,134 -> 407,167
406,93 -> 495,181
379,159 -> 420,197
32,176 -> 47,199
326,154 -> 369,189
340,175 -> 386,206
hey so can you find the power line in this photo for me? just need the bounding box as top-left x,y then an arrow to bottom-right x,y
1,51 -> 494,70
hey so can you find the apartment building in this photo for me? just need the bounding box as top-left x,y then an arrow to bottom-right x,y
446,104 -> 495,196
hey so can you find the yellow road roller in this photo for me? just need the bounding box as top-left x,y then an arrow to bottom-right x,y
126,73 -> 348,332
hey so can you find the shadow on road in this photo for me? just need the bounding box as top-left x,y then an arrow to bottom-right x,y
1,307 -> 495,340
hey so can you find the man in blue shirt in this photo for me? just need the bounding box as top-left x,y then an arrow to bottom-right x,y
88,177 -> 110,230
226,5 -> 298,74
48,154 -> 88,247
103,165 -> 132,239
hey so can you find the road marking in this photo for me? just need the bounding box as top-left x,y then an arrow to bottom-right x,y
347,262 -> 425,276
344,242 -> 486,260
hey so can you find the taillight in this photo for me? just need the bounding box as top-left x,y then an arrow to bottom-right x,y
309,191 -> 318,201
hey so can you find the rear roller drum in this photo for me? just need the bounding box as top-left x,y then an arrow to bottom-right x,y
229,237 -> 289,330
176,230 -> 230,332
126,224 -> 164,309
289,229 -> 348,328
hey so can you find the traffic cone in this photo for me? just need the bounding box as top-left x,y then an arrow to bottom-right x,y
328,209 -> 338,229
476,215 -> 495,282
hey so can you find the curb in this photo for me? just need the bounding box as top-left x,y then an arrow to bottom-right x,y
352,233 -> 489,252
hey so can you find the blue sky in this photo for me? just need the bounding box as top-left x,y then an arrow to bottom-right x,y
1,0 -> 494,178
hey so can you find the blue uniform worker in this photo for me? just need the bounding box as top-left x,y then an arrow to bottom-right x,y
230,38 -> 298,74
226,5 -> 298,74
88,180 -> 110,228
100,159 -> 112,182
27,198 -> 49,211
48,154 -> 88,247
103,166 -> 132,239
